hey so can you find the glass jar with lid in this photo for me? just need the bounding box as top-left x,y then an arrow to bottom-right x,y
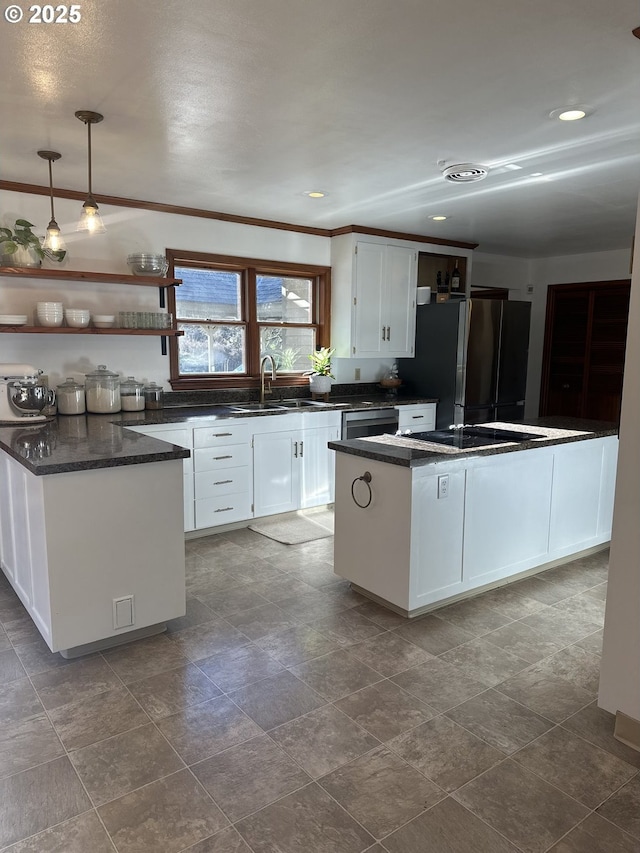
143,382 -> 164,410
120,376 -> 145,411
56,376 -> 86,415
84,364 -> 121,414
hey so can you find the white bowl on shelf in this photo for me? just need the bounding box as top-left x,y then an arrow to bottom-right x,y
65,314 -> 91,328
92,314 -> 115,328
36,301 -> 63,311
37,315 -> 64,327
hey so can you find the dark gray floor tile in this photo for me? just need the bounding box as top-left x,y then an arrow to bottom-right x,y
2,811 -> 115,853
198,585 -> 271,617
0,757 -> 92,849
478,585 -> 548,619
394,614 -> 474,655
389,715 -> 504,792
0,678 -> 44,725
31,657 -> 122,710
435,596 -> 513,636
513,725 -> 638,807
3,613 -> 41,646
597,776 -> 640,840
347,631 -> 432,676
13,637 -> 81,676
439,637 -> 530,687
454,759 -> 589,853
102,634 -> 189,683
192,734 -> 309,821
0,626 -> 10,651
446,688 -> 553,754
319,745 -> 444,838
228,557 -> 288,583
311,610 -> 385,647
255,625 -> 341,666
574,629 -> 603,656
98,769 -> 227,853
483,620 -> 565,663
334,680 -> 435,741
165,597 -> 216,634
269,704 -> 379,778
70,723 -> 184,806
554,592 -> 606,625
0,713 -> 65,778
391,657 -> 486,712
248,574 -> 317,603
184,825 -> 253,853
236,782 -> 374,853
126,663 -> 221,720
537,644 -> 602,694
224,603 -> 299,640
522,606 -> 601,646
562,702 -> 640,768
382,796 -> 520,852
548,813 -> 640,852
497,665 -> 594,723
276,588 -> 349,621
156,694 -> 263,764
291,649 -> 382,701
47,686 -> 149,750
0,648 -> 26,684
322,583 -> 368,610
509,575 -> 574,605
167,620 -> 250,663
229,670 -> 325,730
583,582 -> 608,601
197,643 -> 285,691
350,600 -> 408,629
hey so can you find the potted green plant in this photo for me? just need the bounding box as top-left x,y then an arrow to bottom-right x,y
0,219 -> 66,267
307,346 -> 335,394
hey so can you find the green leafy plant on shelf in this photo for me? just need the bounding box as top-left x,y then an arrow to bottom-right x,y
0,219 -> 66,264
307,346 -> 335,378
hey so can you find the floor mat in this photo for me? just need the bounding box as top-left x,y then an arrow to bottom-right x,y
248,508 -> 334,544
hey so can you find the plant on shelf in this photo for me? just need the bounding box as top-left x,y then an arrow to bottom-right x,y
0,219 -> 66,266
306,346 -> 335,394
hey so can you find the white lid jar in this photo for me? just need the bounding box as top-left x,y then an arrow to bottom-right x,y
84,365 -> 121,414
120,376 -> 145,411
56,377 -> 86,415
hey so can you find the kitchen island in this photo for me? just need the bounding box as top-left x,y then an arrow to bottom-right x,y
329,419 -> 618,617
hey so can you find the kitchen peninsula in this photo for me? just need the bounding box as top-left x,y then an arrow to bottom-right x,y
330,420 -> 618,617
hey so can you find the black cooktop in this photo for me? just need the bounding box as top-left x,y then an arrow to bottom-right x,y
406,425 -> 545,449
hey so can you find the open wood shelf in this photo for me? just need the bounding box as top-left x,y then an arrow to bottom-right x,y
0,326 -> 183,336
0,267 -> 181,288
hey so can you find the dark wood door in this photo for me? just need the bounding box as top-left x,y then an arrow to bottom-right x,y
540,280 -> 630,423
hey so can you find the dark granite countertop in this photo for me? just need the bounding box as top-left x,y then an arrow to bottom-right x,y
328,418 -> 618,468
0,394 -> 438,475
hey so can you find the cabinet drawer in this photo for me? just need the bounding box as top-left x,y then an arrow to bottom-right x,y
195,493 -> 253,528
194,423 -> 249,448
397,404 -> 436,431
195,467 -> 251,500
194,444 -> 251,472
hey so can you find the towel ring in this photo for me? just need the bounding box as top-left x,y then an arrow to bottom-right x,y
351,471 -> 372,508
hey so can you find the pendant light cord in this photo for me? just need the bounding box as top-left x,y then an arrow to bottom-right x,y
47,158 -> 55,220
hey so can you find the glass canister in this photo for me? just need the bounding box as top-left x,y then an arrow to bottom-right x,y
120,376 -> 145,411
84,364 -> 121,414
143,382 -> 164,410
56,376 -> 86,415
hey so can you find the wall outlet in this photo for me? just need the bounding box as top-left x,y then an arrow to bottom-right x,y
526,284 -> 534,294
355,368 -> 361,380
438,474 -> 449,499
113,595 -> 135,629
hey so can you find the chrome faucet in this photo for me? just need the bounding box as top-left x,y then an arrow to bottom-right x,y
259,354 -> 277,404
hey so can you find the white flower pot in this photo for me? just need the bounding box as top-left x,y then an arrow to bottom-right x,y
309,374 -> 332,394
1,246 -> 41,268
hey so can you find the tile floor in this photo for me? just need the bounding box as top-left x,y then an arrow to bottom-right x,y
0,534 -> 639,852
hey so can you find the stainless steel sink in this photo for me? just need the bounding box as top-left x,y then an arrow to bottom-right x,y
228,402 -> 286,412
277,399 -> 335,409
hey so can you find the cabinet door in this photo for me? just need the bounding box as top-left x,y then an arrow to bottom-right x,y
253,431 -> 300,517
353,242 -> 386,357
385,245 -> 417,357
300,425 -> 340,508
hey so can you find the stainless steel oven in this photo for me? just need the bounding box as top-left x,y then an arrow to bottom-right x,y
341,407 -> 399,439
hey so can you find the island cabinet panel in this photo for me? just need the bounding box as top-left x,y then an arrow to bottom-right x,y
410,467 -> 465,607
463,448 -> 554,585
333,455 -> 412,610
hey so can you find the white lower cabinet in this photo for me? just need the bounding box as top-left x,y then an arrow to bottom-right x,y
300,423 -> 341,507
253,430 -> 300,517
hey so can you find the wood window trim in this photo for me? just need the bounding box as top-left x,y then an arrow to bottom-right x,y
166,248 -> 331,390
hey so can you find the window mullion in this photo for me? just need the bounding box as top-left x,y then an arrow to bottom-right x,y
246,267 -> 259,377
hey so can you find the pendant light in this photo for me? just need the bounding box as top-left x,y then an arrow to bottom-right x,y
75,110 -> 106,234
37,150 -> 66,253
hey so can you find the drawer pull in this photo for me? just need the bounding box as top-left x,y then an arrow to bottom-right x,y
212,432 -> 233,437
213,455 -> 233,460
411,415 -> 424,419
214,506 -> 234,513
213,479 -> 233,485
300,440 -> 304,458
293,441 -> 298,458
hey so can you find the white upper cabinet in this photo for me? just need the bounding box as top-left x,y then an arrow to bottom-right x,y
331,236 -> 417,358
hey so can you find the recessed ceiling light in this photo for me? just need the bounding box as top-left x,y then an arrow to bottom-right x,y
503,163 -> 523,171
530,172 -> 544,177
428,215 -> 448,221
303,190 -> 327,198
549,106 -> 591,121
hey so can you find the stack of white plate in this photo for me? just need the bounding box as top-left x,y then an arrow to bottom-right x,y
0,314 -> 28,325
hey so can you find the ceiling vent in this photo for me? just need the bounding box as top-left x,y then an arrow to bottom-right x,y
442,163 -> 489,183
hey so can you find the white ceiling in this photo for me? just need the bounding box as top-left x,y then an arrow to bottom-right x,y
2,0 -> 639,258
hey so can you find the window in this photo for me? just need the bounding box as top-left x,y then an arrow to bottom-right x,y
166,250 -> 331,389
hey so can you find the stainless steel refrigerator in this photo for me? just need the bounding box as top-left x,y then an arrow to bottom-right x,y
398,299 -> 531,429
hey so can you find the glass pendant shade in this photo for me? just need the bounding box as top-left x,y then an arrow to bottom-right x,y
37,150 -> 66,252
75,110 -> 105,234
